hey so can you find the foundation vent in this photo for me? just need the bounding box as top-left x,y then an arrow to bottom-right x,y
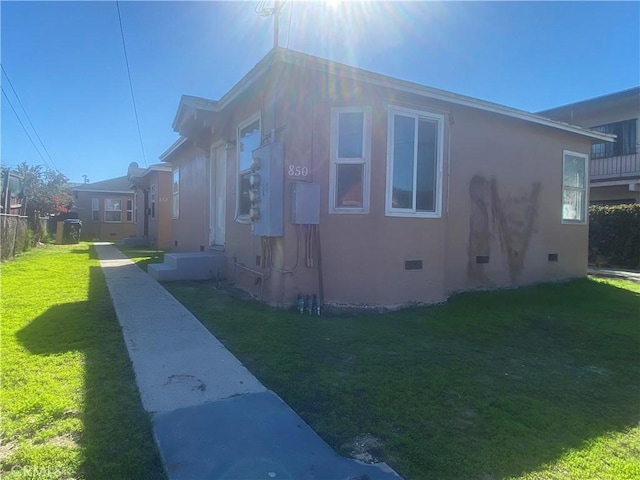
548,253 -> 559,262
476,256 -> 490,264
405,260 -> 423,270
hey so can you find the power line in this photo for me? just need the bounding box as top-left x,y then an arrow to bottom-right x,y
115,0 -> 147,167
1,86 -> 49,168
286,1 -> 294,48
1,64 -> 59,171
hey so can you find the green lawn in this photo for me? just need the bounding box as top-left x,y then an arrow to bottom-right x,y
155,272 -> 639,480
1,243 -> 165,479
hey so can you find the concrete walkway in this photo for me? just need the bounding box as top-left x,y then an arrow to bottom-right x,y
95,244 -> 401,480
588,266 -> 640,283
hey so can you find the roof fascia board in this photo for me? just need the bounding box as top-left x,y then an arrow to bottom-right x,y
277,49 -> 614,142
537,87 -> 640,115
159,136 -> 189,162
171,50 -> 278,133
73,189 -> 133,194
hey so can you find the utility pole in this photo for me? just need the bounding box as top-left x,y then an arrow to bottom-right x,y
82,174 -> 89,184
273,0 -> 280,49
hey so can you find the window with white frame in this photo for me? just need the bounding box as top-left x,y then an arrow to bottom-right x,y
172,169 -> 180,218
133,193 -> 138,223
386,106 -> 444,217
329,107 -> 371,213
91,198 -> 99,221
237,115 -> 260,219
150,184 -> 156,219
562,150 -> 588,223
126,199 -> 133,222
104,199 -> 122,222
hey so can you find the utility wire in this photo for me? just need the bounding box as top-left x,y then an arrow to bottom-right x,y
286,0 -> 294,48
1,86 -> 49,167
115,0 -> 147,166
1,64 -> 59,171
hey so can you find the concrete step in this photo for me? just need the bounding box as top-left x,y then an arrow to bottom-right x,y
148,252 -> 225,282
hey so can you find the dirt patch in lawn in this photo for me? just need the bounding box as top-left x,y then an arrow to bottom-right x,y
343,434 -> 386,464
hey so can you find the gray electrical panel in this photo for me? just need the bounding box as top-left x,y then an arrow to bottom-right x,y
250,143 -> 284,237
291,182 -> 320,224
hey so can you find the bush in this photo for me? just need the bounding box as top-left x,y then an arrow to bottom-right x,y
589,204 -> 640,268
23,228 -> 35,252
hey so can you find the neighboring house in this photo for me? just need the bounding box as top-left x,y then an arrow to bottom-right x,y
157,47 -> 612,308
538,87 -> 640,205
73,176 -> 135,241
127,162 -> 173,249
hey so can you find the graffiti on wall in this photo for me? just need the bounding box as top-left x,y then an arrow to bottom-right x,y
467,175 -> 541,284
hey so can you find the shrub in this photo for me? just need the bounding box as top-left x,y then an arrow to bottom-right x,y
589,203 -> 640,268
23,227 -> 35,252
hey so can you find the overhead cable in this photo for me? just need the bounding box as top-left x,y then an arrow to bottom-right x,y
1,86 -> 49,168
1,64 -> 59,171
115,0 -> 147,166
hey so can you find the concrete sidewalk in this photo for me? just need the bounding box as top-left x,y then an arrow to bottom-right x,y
95,244 -> 401,480
588,266 -> 640,283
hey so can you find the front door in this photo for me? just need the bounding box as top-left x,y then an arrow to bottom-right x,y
209,143 -> 226,247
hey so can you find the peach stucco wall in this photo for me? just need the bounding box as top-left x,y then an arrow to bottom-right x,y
131,170 -> 172,249
75,191 -> 135,241
165,62 -> 592,308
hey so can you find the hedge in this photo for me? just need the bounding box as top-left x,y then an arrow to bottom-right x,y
589,203 -> 640,269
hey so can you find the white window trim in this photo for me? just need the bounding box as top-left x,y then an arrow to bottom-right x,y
236,112 -> 261,223
126,199 -> 133,222
104,198 -> 122,223
172,168 -> 180,219
91,198 -> 99,221
329,106 -> 372,214
385,105 -> 444,218
150,184 -> 156,219
561,150 -> 589,225
133,193 -> 138,224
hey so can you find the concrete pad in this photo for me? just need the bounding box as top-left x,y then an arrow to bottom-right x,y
153,391 -> 401,480
95,244 -> 266,414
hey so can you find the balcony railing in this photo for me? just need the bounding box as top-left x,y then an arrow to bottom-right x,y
590,153 -> 640,182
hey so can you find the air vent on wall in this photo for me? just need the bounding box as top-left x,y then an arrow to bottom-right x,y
405,260 -> 423,270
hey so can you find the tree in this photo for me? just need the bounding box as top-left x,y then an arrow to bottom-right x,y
13,162 -> 73,219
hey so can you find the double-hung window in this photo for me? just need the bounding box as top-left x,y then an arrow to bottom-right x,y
386,106 -> 444,217
104,199 -> 122,222
91,198 -> 99,221
237,115 -> 261,220
329,107 -> 371,213
562,150 -> 588,223
172,169 -> 180,219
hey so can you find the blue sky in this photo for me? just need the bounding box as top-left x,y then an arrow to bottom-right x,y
2,1 -> 639,184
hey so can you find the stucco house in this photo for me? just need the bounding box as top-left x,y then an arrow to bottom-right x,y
126,162 -> 173,250
73,176 -> 135,241
150,47 -> 612,309
538,87 -> 640,205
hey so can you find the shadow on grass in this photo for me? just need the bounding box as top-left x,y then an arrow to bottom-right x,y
16,264 -> 165,479
165,277 -> 640,479
116,246 -> 165,272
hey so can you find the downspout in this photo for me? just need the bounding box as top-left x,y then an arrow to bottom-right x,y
446,113 -> 453,217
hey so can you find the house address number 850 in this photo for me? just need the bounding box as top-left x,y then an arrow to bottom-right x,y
288,165 -> 309,177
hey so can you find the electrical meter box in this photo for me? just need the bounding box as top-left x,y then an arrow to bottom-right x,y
291,182 -> 320,224
250,142 -> 284,237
